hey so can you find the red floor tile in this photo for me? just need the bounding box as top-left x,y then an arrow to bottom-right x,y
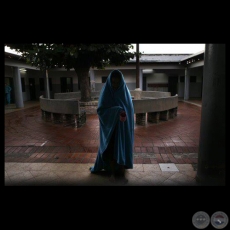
4,101 -> 202,164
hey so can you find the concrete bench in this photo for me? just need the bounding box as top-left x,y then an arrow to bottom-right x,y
132,95 -> 178,125
39,95 -> 86,128
53,90 -> 178,126
54,91 -> 101,100
130,90 -> 171,98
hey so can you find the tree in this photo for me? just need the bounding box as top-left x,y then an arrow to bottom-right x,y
5,44 -> 137,102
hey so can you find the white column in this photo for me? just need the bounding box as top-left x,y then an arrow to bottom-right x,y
89,69 -> 95,91
184,67 -> 190,100
45,70 -> 50,99
13,67 -> 24,108
139,69 -> 143,90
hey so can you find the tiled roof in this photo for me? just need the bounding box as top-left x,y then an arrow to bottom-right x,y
180,50 -> 204,61
129,54 -> 193,63
5,51 -> 204,64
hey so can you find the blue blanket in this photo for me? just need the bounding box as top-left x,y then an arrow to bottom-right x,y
90,69 -> 134,173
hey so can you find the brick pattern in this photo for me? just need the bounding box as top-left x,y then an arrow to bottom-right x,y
43,111 -> 52,122
147,112 -> 160,123
136,113 -> 146,125
4,145 -> 198,164
5,101 -> 202,165
169,109 -> 175,119
174,107 -> 178,116
159,110 -> 169,121
52,113 -> 62,124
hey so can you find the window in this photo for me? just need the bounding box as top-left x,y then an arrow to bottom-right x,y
180,76 -> 196,82
190,76 -> 196,82
21,78 -> 25,92
39,78 -> 45,91
39,78 -> 52,91
102,76 -> 108,83
49,78 -> 52,91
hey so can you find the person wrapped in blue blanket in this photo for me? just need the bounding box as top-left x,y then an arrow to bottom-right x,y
90,69 -> 134,182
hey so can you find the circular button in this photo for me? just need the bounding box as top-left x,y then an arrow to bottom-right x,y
211,211 -> 228,229
192,211 -> 210,229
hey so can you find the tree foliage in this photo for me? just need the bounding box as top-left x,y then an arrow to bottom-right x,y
5,43 -> 138,101
5,43 -> 136,70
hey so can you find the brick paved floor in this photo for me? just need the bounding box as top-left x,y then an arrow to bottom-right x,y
4,100 -> 201,165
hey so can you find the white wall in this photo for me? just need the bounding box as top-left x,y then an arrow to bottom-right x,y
147,73 -> 168,83
94,69 -> 136,83
178,66 -> 203,98
146,73 -> 168,91
5,64 -> 204,100
48,71 -> 78,84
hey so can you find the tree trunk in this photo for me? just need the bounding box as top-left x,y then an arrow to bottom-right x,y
74,67 -> 91,102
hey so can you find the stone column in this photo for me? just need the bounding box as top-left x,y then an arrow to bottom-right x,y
147,112 -> 160,123
45,70 -> 50,99
159,110 -> 169,121
52,113 -> 62,123
136,44 -> 140,88
133,88 -> 142,99
41,109 -> 45,119
63,114 -> 72,126
77,111 -> 86,127
44,111 -> 52,122
196,44 -> 225,185
169,109 -> 175,119
13,67 -> 24,108
139,69 -> 143,90
184,67 -> 190,100
136,113 -> 146,125
174,107 -> 178,117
